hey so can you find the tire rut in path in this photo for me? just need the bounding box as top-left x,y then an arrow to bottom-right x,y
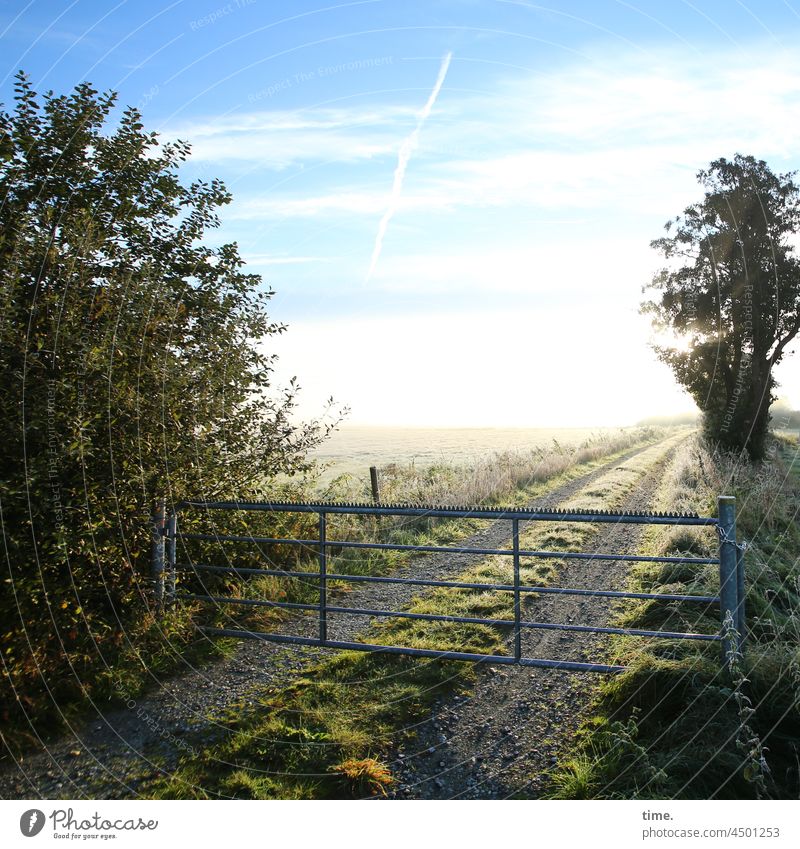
389,446 -> 679,799
0,439 -> 669,800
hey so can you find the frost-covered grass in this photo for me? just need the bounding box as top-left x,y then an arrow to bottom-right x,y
547,434 -> 800,800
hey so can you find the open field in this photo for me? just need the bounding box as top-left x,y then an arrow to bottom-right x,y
310,426 -> 637,484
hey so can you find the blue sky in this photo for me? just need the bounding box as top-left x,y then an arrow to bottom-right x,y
4,1 -> 800,426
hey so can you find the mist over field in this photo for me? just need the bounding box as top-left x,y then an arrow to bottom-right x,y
311,402 -> 800,483
311,425 -> 638,482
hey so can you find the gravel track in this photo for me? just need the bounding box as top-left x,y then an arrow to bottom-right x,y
388,445 -> 680,799
0,438 -> 674,800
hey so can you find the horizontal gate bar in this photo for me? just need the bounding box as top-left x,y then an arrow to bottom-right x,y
183,595 -> 320,613
179,532 -> 718,566
178,500 -> 717,526
182,563 -> 720,604
182,593 -> 720,641
199,627 -> 628,673
182,532 -> 319,545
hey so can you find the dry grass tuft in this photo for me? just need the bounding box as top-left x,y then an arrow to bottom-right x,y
331,757 -> 394,796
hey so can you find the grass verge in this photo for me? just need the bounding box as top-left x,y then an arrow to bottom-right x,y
545,433 -> 800,799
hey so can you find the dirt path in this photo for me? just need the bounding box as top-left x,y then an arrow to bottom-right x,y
387,447 -> 678,799
0,437 -> 676,800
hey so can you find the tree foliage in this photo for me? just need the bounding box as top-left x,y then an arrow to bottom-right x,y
642,154 -> 800,460
0,73 -> 336,733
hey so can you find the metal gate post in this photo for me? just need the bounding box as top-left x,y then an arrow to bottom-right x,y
736,542 -> 746,652
166,510 -> 177,606
151,497 -> 166,617
717,496 -> 740,668
319,511 -> 327,643
512,518 -> 521,662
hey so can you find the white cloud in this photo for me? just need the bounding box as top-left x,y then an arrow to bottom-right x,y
193,43 -> 800,221
364,239 -> 657,296
176,42 -> 800,163
415,46 -> 800,156
222,151 -> 696,222
229,191 -> 389,218
175,106 -> 416,136
170,105 -> 415,167
242,253 -> 332,266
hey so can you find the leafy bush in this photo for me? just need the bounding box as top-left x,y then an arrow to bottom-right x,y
0,74 -> 336,746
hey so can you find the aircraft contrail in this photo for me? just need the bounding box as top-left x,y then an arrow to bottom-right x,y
365,51 -> 452,284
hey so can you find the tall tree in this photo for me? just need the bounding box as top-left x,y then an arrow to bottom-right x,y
0,73 -> 336,725
642,154 -> 800,460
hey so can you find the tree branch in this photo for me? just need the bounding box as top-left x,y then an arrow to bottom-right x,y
769,314 -> 800,366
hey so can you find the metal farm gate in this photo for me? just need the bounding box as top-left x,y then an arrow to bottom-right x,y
151,497 -> 746,673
